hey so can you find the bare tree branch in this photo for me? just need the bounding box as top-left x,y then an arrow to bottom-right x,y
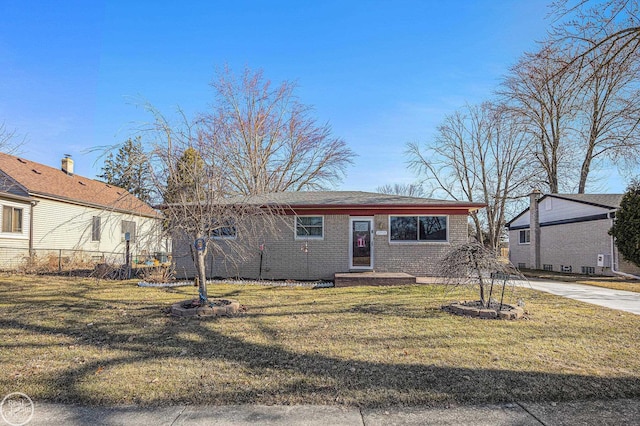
0,121 -> 24,154
200,67 -> 355,195
406,102 -> 535,252
127,67 -> 352,303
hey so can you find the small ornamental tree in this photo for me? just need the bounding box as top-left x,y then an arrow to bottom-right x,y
609,180 -> 640,267
437,241 -> 524,309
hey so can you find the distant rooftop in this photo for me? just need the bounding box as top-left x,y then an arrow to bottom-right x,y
546,193 -> 624,209
0,152 -> 158,217
246,191 -> 484,208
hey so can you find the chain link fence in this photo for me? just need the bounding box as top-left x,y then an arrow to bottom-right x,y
0,246 -> 169,277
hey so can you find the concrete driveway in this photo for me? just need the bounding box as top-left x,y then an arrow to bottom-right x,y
515,279 -> 640,315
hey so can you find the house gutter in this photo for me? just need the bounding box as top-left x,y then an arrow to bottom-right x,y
609,210 -> 640,280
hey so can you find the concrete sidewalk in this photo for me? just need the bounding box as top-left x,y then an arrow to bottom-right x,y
22,398 -> 640,425
517,279 -> 640,315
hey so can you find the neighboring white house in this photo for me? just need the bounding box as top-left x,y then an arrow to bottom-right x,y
507,192 -> 640,277
0,152 -> 166,270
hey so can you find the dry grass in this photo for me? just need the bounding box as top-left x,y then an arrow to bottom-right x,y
1,275 -> 639,408
575,280 -> 640,293
521,268 -> 640,293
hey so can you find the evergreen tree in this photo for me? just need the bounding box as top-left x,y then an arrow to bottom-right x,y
99,152 -> 117,184
609,180 -> 640,267
98,137 -> 152,203
164,147 -> 205,204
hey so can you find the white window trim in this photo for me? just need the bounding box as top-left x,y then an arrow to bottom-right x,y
518,229 -> 531,245
210,227 -> 237,240
0,202 -> 27,239
349,216 -> 374,269
388,214 -> 449,244
294,215 -> 324,240
121,220 -> 137,243
91,216 -> 101,242
207,219 -> 238,240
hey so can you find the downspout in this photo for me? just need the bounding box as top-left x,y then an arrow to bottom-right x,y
29,200 -> 38,259
609,209 -> 640,280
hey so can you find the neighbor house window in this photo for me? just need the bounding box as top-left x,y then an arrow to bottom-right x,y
2,206 -> 23,233
121,220 -> 136,242
519,229 -> 530,244
543,264 -> 553,271
92,216 -> 101,241
295,216 -> 323,239
581,266 -> 595,275
389,216 -> 447,242
208,221 -> 237,239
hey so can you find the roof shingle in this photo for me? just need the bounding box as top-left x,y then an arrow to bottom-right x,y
0,152 -> 158,217
240,191 -> 484,207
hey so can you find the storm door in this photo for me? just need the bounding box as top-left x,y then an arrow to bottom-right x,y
350,217 -> 373,269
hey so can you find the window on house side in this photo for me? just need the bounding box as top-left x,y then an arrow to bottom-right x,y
296,216 -> 323,239
581,266 -> 595,275
519,229 -> 530,244
2,206 -> 23,233
208,220 -> 237,239
92,216 -> 101,241
121,220 -> 136,242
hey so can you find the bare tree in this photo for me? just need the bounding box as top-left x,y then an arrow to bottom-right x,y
548,2 -> 640,191
574,40 -> 640,192
142,107 -> 284,304
551,0 -> 640,75
438,241 -> 524,310
407,102 -> 533,252
134,67 -> 352,304
375,183 -> 426,197
500,44 -> 582,193
0,121 -> 24,154
200,66 -> 355,195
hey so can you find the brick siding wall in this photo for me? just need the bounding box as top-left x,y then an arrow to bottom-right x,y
174,213 -> 470,280
373,214 -> 468,276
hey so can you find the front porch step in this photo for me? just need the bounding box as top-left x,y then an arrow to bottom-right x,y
334,272 -> 416,287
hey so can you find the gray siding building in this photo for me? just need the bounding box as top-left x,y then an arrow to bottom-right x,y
507,193 -> 640,277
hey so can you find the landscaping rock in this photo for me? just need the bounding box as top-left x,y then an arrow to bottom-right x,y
444,300 -> 524,320
171,299 -> 241,318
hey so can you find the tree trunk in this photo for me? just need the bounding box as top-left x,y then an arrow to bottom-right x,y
474,259 -> 486,307
195,245 -> 208,304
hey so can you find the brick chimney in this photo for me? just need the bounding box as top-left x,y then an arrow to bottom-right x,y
61,155 -> 74,176
529,189 -> 542,270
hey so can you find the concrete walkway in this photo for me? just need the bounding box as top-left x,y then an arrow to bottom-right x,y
516,279 -> 640,315
22,399 -> 640,425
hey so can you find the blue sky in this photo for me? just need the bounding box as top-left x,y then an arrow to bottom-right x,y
4,0 -> 622,194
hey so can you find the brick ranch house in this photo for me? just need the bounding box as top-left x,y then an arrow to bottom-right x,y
507,191 -> 640,277
0,152 -> 166,270
172,191 -> 484,281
